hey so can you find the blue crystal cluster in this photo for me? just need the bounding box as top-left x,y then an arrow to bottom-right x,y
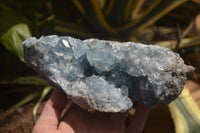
23,35 -> 194,112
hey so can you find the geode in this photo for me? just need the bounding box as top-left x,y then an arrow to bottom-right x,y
23,35 -> 194,112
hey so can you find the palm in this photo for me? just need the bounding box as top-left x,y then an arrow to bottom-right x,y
32,88 -> 149,133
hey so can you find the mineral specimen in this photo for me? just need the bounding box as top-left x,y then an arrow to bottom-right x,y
23,35 -> 194,112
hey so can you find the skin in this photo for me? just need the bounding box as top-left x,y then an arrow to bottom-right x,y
32,88 -> 150,133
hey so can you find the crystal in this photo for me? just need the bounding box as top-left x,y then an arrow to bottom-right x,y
23,35 -> 194,112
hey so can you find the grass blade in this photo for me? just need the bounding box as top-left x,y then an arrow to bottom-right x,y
0,2 -> 9,10
0,76 -> 48,86
7,90 -> 41,112
106,0 -> 135,27
156,36 -> 200,49
33,86 -> 53,122
129,0 -> 145,20
54,19 -> 96,38
103,0 -> 114,17
72,0 -> 85,14
119,0 -> 187,35
76,0 -> 118,37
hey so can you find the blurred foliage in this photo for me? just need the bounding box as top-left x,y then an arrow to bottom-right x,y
0,0 -> 200,132
0,10 -> 31,62
169,87 -> 200,133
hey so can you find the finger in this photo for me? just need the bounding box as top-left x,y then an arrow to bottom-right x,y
108,112 -> 128,132
58,104 -> 89,132
125,103 -> 150,133
33,88 -> 68,132
59,103 -> 127,133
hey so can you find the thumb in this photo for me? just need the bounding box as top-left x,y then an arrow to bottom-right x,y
125,103 -> 150,133
32,88 -> 68,132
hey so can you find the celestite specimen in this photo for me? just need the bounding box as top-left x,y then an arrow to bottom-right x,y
23,35 -> 194,112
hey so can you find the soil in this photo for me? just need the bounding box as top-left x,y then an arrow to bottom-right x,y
0,102 -> 45,133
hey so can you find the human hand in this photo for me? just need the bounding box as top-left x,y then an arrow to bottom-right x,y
32,88 -> 149,133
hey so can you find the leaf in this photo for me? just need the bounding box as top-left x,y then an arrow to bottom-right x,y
0,10 -> 32,62
156,36 -> 200,49
75,0 -> 118,37
169,87 -> 200,133
54,19 -> 96,38
0,1 -> 9,10
33,86 -> 53,122
124,0 -> 145,22
0,76 -> 48,86
72,0 -> 85,14
119,0 -> 187,35
103,0 -> 114,16
104,0 -> 145,27
105,0 -> 131,27
8,90 -> 41,111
